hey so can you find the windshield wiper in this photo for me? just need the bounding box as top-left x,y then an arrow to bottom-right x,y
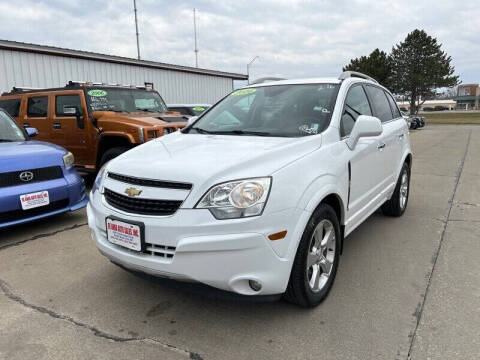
190,127 -> 215,134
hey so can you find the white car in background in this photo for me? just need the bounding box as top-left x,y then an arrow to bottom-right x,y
87,71 -> 412,307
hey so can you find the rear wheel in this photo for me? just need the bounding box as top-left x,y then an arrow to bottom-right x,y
382,162 -> 410,217
99,146 -> 130,168
284,204 -> 341,307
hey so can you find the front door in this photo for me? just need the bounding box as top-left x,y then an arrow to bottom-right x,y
340,84 -> 385,230
52,92 -> 90,165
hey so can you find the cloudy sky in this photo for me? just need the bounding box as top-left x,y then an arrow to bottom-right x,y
0,0 -> 478,84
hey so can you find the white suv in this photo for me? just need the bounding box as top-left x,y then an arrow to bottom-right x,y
87,71 -> 412,307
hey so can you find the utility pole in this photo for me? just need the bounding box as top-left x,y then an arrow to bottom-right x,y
247,56 -> 259,84
193,8 -> 199,68
133,0 -> 140,60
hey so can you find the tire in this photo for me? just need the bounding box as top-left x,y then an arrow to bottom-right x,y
284,204 -> 341,307
99,146 -> 130,168
381,162 -> 410,217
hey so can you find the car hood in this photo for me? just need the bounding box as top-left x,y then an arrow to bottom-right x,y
98,113 -> 186,127
0,141 -> 66,171
107,131 -> 322,187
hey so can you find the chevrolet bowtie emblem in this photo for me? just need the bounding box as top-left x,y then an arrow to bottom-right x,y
125,187 -> 142,197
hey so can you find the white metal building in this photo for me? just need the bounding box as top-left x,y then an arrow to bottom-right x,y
0,40 -> 247,104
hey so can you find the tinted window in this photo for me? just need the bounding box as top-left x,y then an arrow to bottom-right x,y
56,95 -> 83,116
27,97 -> 48,117
385,92 -> 401,118
365,86 -> 393,122
341,85 -> 372,137
0,98 -> 21,117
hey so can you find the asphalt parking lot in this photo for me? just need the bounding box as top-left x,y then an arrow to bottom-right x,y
1,124 -> 479,360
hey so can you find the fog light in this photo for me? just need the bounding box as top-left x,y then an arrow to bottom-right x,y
249,280 -> 262,292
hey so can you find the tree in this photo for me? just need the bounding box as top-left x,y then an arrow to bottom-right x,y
343,49 -> 392,88
390,29 -> 458,114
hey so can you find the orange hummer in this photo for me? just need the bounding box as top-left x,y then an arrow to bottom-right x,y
0,82 -> 187,171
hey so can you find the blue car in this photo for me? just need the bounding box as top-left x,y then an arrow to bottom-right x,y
0,108 -> 87,228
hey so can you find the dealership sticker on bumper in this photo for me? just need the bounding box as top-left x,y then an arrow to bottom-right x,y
106,218 -> 142,251
20,191 -> 50,210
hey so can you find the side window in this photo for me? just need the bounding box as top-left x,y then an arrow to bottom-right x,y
385,92 -> 401,119
27,97 -> 48,117
56,95 -> 83,116
341,85 -> 372,137
365,86 -> 393,122
0,99 -> 21,117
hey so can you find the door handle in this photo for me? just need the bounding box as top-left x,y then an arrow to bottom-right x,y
53,122 -> 61,129
377,142 -> 386,150
398,133 -> 404,139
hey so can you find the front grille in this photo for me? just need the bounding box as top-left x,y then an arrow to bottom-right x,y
144,243 -> 176,259
0,166 -> 63,188
104,188 -> 182,216
0,199 -> 69,223
108,173 -> 192,190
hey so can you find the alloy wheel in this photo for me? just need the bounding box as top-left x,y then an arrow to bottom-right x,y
306,219 -> 336,293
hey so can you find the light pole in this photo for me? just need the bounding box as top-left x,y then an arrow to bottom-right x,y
247,56 -> 259,84
133,0 -> 140,60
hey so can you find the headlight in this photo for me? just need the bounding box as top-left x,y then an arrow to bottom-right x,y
196,177 -> 271,219
91,164 -> 107,194
63,152 -> 74,168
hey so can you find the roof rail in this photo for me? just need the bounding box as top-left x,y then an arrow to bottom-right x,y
249,77 -> 286,85
10,86 -> 45,93
338,71 -> 378,83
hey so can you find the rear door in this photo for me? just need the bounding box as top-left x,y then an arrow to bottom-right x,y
385,91 -> 407,171
53,91 -> 91,164
23,94 -> 63,145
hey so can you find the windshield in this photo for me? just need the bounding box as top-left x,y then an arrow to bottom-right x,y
86,88 -> 168,113
188,84 -> 339,137
0,110 -> 26,142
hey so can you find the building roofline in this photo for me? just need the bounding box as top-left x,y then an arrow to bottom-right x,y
0,39 -> 248,80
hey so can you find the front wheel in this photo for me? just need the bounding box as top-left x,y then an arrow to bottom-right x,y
284,204 -> 341,307
99,146 -> 130,168
382,162 -> 410,217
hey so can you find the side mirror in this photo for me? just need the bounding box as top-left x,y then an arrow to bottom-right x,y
187,116 -> 198,126
346,115 -> 382,150
63,105 -> 84,129
25,127 -> 38,138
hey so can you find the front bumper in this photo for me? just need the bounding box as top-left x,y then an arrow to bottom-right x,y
0,170 -> 88,229
87,190 -> 301,295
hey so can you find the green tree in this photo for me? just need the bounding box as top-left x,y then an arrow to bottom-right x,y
390,29 -> 458,114
343,49 -> 392,88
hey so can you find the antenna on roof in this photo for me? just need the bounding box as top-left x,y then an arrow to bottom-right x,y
193,8 -> 199,68
133,0 -> 141,60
